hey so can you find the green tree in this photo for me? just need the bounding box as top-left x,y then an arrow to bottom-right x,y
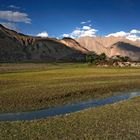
86,52 -> 97,63
98,53 -> 107,61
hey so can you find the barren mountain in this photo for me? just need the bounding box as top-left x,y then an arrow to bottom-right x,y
110,42 -> 140,61
0,24 -> 85,62
76,37 -> 110,55
60,37 -> 88,53
76,36 -> 140,61
0,24 -> 140,62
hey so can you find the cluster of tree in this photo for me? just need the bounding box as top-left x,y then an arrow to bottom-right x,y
111,55 -> 131,62
86,52 -> 131,64
86,52 -> 107,64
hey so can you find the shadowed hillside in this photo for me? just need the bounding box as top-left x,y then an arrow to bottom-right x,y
0,24 -> 86,62
110,42 -> 140,61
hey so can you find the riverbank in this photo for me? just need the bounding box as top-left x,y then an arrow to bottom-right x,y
1,96 -> 140,140
0,91 -> 140,121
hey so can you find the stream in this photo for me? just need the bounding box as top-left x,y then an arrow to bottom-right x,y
0,91 -> 140,121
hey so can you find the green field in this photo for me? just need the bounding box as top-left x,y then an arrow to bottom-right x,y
0,63 -> 140,113
0,63 -> 140,140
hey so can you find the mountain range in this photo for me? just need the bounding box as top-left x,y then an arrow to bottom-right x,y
0,24 -> 140,62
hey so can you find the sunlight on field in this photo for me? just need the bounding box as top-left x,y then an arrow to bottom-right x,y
0,63 -> 140,113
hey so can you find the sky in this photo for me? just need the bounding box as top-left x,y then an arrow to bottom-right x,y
0,0 -> 140,40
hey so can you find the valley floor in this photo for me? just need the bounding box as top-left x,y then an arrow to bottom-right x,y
0,63 -> 140,139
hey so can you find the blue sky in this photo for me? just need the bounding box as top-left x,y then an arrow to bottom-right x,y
0,0 -> 140,39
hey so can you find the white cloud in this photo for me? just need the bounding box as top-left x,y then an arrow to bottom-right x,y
82,26 -> 91,30
8,5 -> 20,9
0,11 -> 31,23
81,21 -> 86,24
130,29 -> 140,34
0,22 -> 16,30
106,31 -> 129,37
62,34 -> 70,37
62,20 -> 97,38
126,34 -> 140,41
106,29 -> 140,41
62,25 -> 98,38
37,32 -> 48,38
81,20 -> 91,24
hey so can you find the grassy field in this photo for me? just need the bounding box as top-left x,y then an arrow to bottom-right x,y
0,63 -> 140,113
1,97 -> 140,140
1,63 -> 140,140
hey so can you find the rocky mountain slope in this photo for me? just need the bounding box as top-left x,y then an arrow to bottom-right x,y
60,37 -> 88,53
76,36 -> 140,61
0,24 -> 86,62
110,42 -> 140,61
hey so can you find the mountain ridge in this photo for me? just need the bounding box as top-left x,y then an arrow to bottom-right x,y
0,24 -> 140,62
0,24 -> 86,62
76,36 -> 140,61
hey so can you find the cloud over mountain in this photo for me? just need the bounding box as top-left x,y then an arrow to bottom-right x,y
0,22 -> 17,30
106,29 -> 140,41
0,11 -> 31,24
63,25 -> 98,38
37,32 -> 48,37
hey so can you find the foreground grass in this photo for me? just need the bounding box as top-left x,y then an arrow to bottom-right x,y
1,97 -> 140,140
0,63 -> 140,113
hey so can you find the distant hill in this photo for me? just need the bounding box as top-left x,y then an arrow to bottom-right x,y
0,24 -> 140,62
76,36 -> 140,61
110,42 -> 140,61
